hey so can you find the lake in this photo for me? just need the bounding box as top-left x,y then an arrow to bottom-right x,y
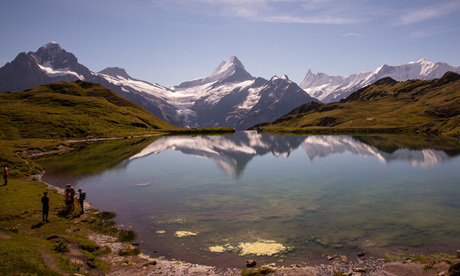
38,132 -> 460,268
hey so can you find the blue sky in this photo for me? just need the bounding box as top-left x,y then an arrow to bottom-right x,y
1,0 -> 459,87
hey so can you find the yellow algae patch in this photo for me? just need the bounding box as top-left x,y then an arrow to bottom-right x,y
209,245 -> 226,253
208,244 -> 234,253
175,231 -> 197,237
238,240 -> 286,256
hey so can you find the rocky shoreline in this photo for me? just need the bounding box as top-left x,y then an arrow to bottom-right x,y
83,232 -> 460,276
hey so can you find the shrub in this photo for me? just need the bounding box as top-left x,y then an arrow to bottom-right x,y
54,240 -> 70,253
118,229 -> 137,242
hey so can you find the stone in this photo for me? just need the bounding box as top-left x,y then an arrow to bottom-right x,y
246,260 -> 257,268
353,267 -> 367,272
449,262 -> 460,275
357,251 -> 365,257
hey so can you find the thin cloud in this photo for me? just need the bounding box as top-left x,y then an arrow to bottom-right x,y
410,26 -> 455,39
340,32 -> 361,37
398,1 -> 460,25
154,0 -> 373,24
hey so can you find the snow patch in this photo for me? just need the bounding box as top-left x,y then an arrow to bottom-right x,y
38,62 -> 84,80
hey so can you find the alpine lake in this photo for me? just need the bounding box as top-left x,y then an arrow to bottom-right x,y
37,132 -> 460,268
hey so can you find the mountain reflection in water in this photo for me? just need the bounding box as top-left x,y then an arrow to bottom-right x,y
130,132 -> 453,176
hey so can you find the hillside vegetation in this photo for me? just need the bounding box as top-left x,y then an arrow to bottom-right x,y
260,72 -> 460,137
0,80 -> 180,140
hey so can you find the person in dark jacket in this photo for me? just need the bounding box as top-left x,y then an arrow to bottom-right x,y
41,192 -> 50,222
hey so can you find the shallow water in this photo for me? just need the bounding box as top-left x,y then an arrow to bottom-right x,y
39,132 -> 460,268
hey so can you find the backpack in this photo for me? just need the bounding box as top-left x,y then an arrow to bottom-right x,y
65,190 -> 72,201
80,192 -> 86,200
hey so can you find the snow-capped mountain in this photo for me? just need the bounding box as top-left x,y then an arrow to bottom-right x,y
0,42 -> 182,126
301,58 -> 460,102
168,57 -> 315,130
0,42 -> 316,130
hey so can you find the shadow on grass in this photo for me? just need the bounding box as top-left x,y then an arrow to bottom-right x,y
31,222 -> 45,229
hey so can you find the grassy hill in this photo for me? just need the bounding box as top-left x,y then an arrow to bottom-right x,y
259,72 -> 460,137
0,80 -> 180,140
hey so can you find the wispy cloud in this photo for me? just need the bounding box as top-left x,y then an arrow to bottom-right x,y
340,32 -> 361,37
410,26 -> 455,38
398,1 -> 460,25
153,0 -> 374,24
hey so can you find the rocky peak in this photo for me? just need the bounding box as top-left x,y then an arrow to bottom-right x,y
34,42 -> 78,69
175,56 -> 254,89
99,67 -> 132,79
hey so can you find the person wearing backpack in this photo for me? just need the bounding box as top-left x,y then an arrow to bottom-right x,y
78,188 -> 86,214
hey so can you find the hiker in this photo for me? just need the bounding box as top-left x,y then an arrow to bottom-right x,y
64,184 -> 75,213
41,192 -> 50,222
78,188 -> 86,214
3,165 -> 7,186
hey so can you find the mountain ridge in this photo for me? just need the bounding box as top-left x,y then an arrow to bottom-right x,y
300,58 -> 460,103
0,42 -> 317,130
2,42 -> 459,131
262,71 -> 460,137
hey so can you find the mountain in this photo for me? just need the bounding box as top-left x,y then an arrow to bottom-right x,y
301,58 -> 460,102
0,42 -> 182,127
0,80 -> 178,139
263,72 -> 460,137
0,43 -> 317,130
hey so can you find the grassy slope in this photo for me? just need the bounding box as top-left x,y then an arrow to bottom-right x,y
262,72 -> 460,137
0,80 -> 180,140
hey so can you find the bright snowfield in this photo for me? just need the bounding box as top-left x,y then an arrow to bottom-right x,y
38,61 -> 85,80
300,58 -> 460,102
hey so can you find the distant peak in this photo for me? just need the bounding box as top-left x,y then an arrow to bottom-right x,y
270,75 -> 279,81
281,74 -> 289,80
218,56 -> 244,70
41,41 -> 61,50
99,67 -> 131,79
228,55 -> 242,64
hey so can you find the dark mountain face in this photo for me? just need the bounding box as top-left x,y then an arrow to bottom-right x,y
236,76 -> 317,130
0,53 -> 50,93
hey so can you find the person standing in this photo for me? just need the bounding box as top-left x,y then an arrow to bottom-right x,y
41,192 -> 50,222
69,185 -> 76,212
64,184 -> 73,213
78,189 -> 86,214
3,165 -> 7,186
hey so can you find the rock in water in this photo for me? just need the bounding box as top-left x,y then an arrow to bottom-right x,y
246,260 -> 257,268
